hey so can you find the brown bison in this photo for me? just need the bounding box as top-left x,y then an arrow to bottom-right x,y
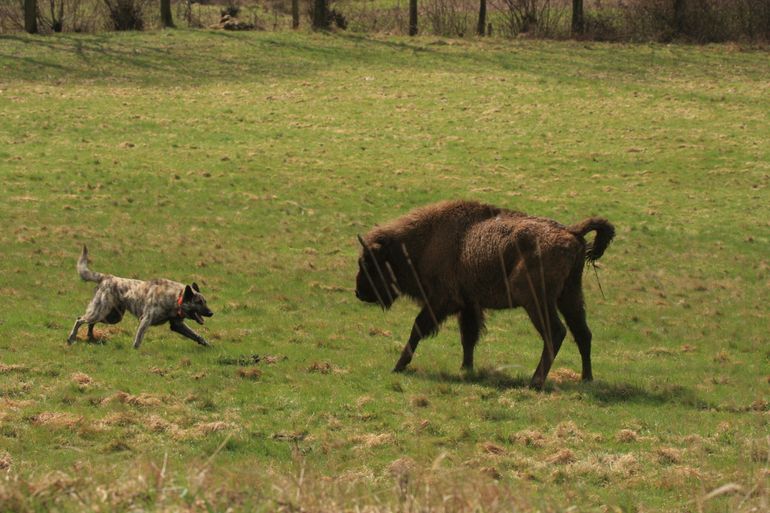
355,200 -> 615,389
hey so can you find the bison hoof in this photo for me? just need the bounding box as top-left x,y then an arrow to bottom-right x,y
529,380 -> 545,391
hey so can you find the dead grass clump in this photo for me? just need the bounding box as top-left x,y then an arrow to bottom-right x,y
656,447 -> 684,465
0,363 -> 27,373
554,421 -> 583,440
510,429 -> 547,448
264,355 -> 287,364
0,452 -> 11,470
387,456 -> 417,478
236,367 -> 262,380
308,362 -> 333,374
145,414 -> 172,432
411,395 -> 430,408
602,453 -> 639,477
750,398 -> 768,412
713,350 -> 731,363
104,391 -> 163,407
646,346 -> 676,356
616,429 -> 639,443
352,433 -> 394,448
71,372 -> 95,388
481,442 -> 506,455
100,412 -> 137,427
194,421 -> 234,435
549,368 -> 581,384
32,412 -> 82,428
547,449 -> 576,465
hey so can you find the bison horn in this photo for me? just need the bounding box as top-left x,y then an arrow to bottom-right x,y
356,234 -> 367,249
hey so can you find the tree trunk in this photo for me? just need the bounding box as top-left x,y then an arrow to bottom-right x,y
571,0 -> 583,35
408,0 -> 418,36
477,0 -> 486,37
673,0 -> 685,34
161,0 -> 174,28
24,0 -> 37,33
292,0 -> 299,29
312,0 -> 327,29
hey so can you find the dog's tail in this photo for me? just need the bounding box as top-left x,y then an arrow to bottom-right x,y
77,245 -> 104,283
568,217 -> 615,263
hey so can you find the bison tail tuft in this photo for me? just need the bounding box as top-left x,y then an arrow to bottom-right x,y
568,218 -> 615,262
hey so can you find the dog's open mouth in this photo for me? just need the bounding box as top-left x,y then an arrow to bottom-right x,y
193,312 -> 204,325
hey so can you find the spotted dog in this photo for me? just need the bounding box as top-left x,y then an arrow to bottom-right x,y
68,246 -> 214,349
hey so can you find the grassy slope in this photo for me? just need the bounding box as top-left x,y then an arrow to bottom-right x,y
0,31 -> 768,512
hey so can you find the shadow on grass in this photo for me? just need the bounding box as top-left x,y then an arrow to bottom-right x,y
417,366 -> 715,409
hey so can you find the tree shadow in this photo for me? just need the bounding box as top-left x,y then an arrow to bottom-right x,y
416,366 -> 715,409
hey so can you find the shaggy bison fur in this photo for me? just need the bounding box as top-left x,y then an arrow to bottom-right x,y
355,200 -> 615,389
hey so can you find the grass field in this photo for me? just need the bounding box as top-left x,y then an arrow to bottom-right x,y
0,31 -> 768,512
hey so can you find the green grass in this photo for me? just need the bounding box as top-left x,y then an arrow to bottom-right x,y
0,30 -> 768,512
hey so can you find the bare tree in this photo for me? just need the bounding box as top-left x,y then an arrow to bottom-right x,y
25,0 -> 38,33
313,0 -> 327,29
673,0 -> 685,34
409,0 -> 417,35
292,0 -> 299,28
571,0 -> 583,34
161,0 -> 174,27
477,0 -> 486,36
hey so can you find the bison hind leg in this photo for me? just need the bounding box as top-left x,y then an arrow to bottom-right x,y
525,301 -> 567,390
458,304 -> 484,371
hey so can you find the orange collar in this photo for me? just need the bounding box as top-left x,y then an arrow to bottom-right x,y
177,291 -> 185,318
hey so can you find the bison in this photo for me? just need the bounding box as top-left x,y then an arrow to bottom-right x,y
355,200 -> 615,389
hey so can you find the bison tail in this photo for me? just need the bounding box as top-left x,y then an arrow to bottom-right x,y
77,245 -> 104,283
568,218 -> 615,262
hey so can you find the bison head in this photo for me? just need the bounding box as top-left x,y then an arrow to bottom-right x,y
355,235 -> 399,310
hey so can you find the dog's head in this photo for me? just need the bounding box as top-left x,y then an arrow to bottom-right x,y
181,282 -> 214,324
355,235 -> 399,310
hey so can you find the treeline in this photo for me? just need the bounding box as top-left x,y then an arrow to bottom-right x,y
3,0 -> 769,42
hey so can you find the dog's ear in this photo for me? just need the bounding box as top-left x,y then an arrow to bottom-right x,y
183,285 -> 195,302
191,282 -> 200,293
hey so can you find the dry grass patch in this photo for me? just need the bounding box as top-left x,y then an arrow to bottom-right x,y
549,368 -> 581,384
0,452 -> 11,470
656,447 -> 684,465
193,421 -> 235,435
510,429 -> 547,448
236,367 -> 262,380
0,363 -> 27,374
352,433 -> 395,449
102,391 -> 164,407
32,412 -> 82,428
616,429 -> 639,443
546,449 -> 577,465
480,442 -> 506,455
71,372 -> 95,389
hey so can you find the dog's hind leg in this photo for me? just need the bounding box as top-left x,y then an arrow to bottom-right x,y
132,316 -> 152,349
169,320 -> 210,347
67,318 -> 87,345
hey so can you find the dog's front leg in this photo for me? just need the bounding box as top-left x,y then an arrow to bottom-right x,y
170,320 -> 210,347
132,316 -> 152,349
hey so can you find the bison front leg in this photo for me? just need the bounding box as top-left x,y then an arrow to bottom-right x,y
525,302 -> 566,390
393,306 -> 446,372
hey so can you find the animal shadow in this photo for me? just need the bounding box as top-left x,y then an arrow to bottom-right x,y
418,367 -> 710,408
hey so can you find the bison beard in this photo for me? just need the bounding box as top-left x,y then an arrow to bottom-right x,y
355,200 -> 615,390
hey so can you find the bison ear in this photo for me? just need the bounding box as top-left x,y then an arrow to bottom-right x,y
183,285 -> 195,302
191,282 -> 200,293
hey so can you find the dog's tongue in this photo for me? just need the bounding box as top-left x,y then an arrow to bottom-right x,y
194,312 -> 204,325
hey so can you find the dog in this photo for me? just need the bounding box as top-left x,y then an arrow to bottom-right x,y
68,245 -> 214,349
